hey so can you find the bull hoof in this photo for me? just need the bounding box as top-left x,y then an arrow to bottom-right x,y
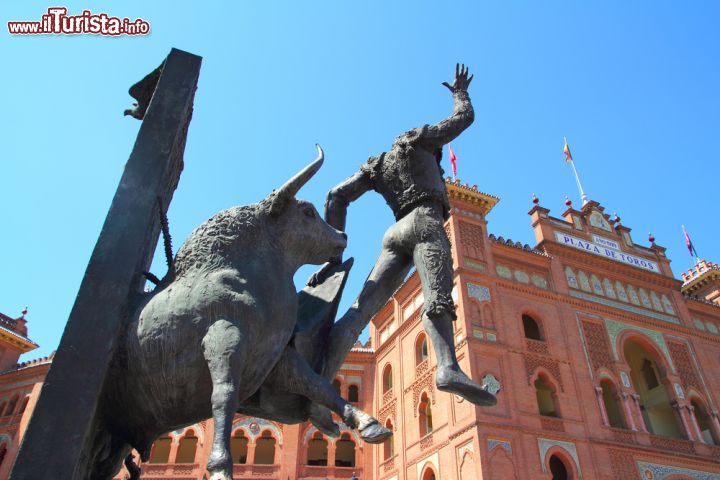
208,473 -> 231,480
436,367 -> 497,406
310,404 -> 340,438
207,450 -> 232,480
359,420 -> 392,444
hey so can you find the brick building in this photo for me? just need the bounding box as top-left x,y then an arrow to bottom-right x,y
3,179 -> 720,479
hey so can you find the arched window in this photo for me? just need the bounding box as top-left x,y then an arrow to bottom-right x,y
415,334 -> 429,365
600,380 -> 625,428
18,396 -> 30,415
335,433 -> 356,467
231,430 -> 249,464
175,429 -> 198,463
148,434 -> 171,463
332,378 -> 342,395
535,375 -> 559,417
549,454 -> 570,480
522,314 -> 543,341
624,339 -> 684,438
382,364 -> 393,393
691,399 -> 719,445
421,467 -> 437,480
419,392 -> 433,436
383,419 -> 394,460
5,396 -> 18,416
348,385 -> 359,403
0,443 -> 7,469
307,432 -> 328,466
254,430 -> 276,465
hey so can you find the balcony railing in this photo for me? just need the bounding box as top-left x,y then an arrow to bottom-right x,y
139,463 -> 200,478
301,465 -> 361,478
231,464 -> 282,478
525,338 -> 549,355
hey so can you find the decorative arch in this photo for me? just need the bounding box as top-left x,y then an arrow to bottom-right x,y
334,432 -> 356,467
611,323 -> 675,374
5,395 -> 19,416
482,303 -> 495,329
382,363 -> 393,393
332,378 -> 342,396
623,337 -> 684,438
687,394 -> 720,445
230,428 -> 249,464
599,377 -> 625,429
254,429 -> 277,465
419,391 -> 433,436
533,371 -> 561,418
415,332 -> 429,365
522,313 -> 544,341
383,418 -> 394,460
148,434 -> 172,463
175,428 -> 198,464
348,384 -> 359,403
420,461 -> 439,480
232,417 -> 282,445
538,440 -> 581,479
171,423 -> 206,445
306,431 -> 328,466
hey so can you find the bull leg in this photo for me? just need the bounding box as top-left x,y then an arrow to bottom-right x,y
202,320 -> 246,480
274,349 -> 391,444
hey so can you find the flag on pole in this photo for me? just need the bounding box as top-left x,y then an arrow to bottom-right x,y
448,145 -> 458,179
682,225 -> 699,258
563,138 -> 573,163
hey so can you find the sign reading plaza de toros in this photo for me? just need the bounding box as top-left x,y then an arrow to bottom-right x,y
555,232 -> 660,273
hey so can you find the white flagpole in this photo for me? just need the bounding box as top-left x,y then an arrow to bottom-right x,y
565,137 -> 589,206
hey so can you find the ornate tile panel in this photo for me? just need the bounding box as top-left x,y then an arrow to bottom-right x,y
636,461 -> 720,480
569,290 -> 680,325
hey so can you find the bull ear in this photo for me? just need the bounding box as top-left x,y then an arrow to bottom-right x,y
269,144 -> 324,216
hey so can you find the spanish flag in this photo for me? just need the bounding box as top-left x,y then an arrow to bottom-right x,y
563,138 -> 573,163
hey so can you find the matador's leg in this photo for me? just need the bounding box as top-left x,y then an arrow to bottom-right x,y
321,229 -> 414,380
412,208 -> 497,407
308,224 -> 414,430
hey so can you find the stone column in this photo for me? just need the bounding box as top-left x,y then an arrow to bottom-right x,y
168,436 -> 181,464
631,394 -> 648,433
620,393 -> 637,431
595,387 -> 610,426
710,411 -> 720,442
672,401 -> 696,442
327,441 -> 336,468
247,442 -> 257,465
687,405 -> 705,443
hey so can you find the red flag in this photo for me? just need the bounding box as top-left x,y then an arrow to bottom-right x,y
448,145 -> 458,178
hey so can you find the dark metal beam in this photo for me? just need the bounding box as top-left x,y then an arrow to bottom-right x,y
11,48 -> 202,480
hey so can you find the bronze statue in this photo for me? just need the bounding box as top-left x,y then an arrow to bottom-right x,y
309,65 -> 497,429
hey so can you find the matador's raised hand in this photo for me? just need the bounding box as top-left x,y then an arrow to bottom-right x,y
442,63 -> 473,93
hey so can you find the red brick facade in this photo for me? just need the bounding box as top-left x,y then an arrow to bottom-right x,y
3,179 -> 720,479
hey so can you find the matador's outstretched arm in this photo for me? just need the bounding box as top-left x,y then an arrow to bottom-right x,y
324,169 -> 372,234
423,63 -> 475,146
307,169 -> 372,286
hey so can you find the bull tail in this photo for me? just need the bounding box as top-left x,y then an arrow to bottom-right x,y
142,198 -> 176,290
158,196 -> 176,280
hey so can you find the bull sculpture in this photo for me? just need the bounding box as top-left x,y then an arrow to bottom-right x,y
89,146 -> 390,480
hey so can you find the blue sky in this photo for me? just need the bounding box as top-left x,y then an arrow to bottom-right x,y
2,1 -> 719,360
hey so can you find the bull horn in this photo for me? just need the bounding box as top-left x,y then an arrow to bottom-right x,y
269,144 -> 324,216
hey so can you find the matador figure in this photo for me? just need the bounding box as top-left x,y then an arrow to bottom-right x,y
310,64 -> 497,424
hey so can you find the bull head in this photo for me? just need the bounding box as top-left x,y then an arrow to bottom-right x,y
269,144 -> 325,217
